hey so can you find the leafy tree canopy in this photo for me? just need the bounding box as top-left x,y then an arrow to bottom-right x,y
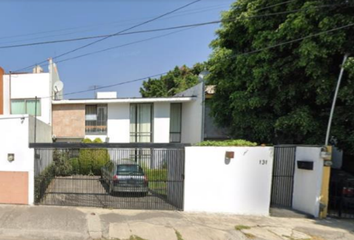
140,63 -> 206,97
207,0 -> 354,152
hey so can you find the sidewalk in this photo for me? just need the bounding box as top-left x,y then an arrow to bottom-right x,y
0,205 -> 353,240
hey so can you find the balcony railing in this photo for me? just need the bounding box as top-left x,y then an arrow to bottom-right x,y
85,125 -> 107,134
169,132 -> 181,143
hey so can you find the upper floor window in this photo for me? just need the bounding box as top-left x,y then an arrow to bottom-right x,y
85,105 -> 107,134
170,103 -> 182,143
130,103 -> 153,143
11,99 -> 41,116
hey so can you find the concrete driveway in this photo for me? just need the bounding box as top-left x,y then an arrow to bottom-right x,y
40,176 -> 177,210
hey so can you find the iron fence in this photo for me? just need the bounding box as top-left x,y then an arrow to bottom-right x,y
329,170 -> 354,218
32,143 -> 186,210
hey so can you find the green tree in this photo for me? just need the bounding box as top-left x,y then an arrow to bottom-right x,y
140,63 -> 206,97
208,0 -> 354,152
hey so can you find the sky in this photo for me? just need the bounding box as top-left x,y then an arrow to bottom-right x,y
0,0 -> 234,98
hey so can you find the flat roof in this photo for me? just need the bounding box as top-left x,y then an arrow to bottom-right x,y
52,96 -> 196,104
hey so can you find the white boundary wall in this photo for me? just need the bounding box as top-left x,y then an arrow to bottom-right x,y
292,146 -> 323,217
184,146 -> 274,215
0,115 -> 51,205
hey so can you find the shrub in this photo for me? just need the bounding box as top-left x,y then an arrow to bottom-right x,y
78,138 -> 110,175
91,138 -> 110,175
53,149 -> 73,176
70,158 -> 80,174
34,164 -> 55,203
196,139 -> 257,147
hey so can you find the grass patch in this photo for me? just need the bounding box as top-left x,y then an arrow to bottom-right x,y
145,169 -> 168,196
149,181 -> 167,196
175,229 -> 184,240
235,225 -> 251,231
196,139 -> 257,147
244,233 -> 256,239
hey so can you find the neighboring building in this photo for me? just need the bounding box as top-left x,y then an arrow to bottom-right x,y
0,63 -> 56,205
0,60 -> 63,126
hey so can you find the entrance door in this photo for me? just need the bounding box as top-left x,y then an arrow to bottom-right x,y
271,146 -> 296,207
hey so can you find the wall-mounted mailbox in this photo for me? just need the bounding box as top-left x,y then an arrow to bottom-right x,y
7,153 -> 15,162
297,161 -> 314,170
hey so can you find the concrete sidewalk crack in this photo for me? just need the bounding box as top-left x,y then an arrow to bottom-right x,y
0,207 -> 16,227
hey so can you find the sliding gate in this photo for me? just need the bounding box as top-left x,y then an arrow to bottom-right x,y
31,143 -> 186,210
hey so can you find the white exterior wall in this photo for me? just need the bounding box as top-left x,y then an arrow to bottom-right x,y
0,116 -> 33,204
29,117 -> 52,143
292,147 -> 323,217
3,73 -> 52,125
153,102 -> 170,143
184,146 -> 274,215
106,103 -> 130,143
0,115 -> 51,205
176,83 -> 203,144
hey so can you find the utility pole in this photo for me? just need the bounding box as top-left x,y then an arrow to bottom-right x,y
320,53 -> 349,219
325,54 -> 349,146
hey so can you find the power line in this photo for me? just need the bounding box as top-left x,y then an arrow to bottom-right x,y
3,4 -> 343,51
13,0 -> 201,72
30,21 -> 354,101
0,2 -> 229,43
228,22 -> 354,58
0,0 -> 295,43
56,28 -> 195,64
2,21 -> 220,50
51,1 -> 202,60
11,2 -> 349,73
254,0 -> 297,11
0,4 -> 229,46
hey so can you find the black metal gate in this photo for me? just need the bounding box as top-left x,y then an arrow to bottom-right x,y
271,146 -> 296,207
31,143 -> 186,210
328,169 -> 354,218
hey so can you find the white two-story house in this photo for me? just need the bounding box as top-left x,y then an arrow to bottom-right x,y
52,83 -> 205,144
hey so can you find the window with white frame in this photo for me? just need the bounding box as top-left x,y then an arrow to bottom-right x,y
11,99 -> 41,116
170,103 -> 182,143
130,103 -> 153,143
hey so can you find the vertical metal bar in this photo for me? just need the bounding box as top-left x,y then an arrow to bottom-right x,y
290,147 -> 296,207
34,96 -> 37,144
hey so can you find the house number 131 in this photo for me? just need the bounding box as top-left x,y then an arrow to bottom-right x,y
259,160 -> 268,165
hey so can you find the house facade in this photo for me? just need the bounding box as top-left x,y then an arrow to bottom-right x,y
52,83 -> 205,144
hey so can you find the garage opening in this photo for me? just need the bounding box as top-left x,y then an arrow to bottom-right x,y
31,143 -> 186,210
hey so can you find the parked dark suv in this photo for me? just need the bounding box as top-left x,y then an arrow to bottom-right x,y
101,160 -> 148,196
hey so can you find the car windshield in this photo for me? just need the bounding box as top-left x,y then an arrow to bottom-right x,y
117,165 -> 143,175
